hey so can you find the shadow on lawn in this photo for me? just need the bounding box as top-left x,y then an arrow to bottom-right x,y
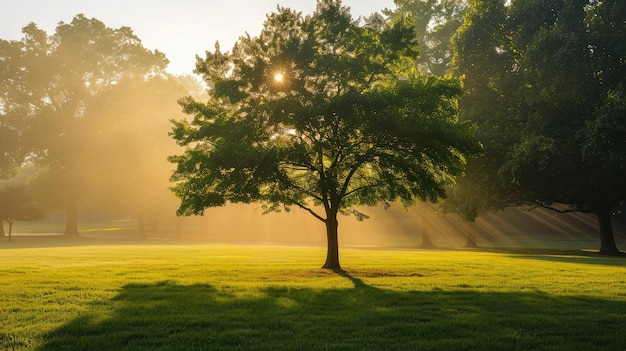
478,247 -> 626,267
37,272 -> 625,351
511,254 -> 626,267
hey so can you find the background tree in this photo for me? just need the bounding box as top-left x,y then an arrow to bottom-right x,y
0,38 -> 37,179
386,0 -> 472,247
449,0 -> 626,254
0,180 -> 44,241
0,123 -> 21,180
387,0 -> 469,76
1,15 -> 169,235
170,0 -> 481,269
440,0 -> 517,243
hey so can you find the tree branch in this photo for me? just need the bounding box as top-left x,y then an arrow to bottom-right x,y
289,200 -> 326,222
338,150 -> 373,199
280,159 -> 319,173
288,183 -> 325,203
529,202 -> 579,214
343,184 -> 372,198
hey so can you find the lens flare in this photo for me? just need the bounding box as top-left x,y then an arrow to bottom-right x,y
274,72 -> 284,83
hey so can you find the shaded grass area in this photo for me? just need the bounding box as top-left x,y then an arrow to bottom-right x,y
1,240 -> 625,350
37,281 -> 624,351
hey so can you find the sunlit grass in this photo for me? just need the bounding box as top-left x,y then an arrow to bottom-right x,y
1,239 -> 625,350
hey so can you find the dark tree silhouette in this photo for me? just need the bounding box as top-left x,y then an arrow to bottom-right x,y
449,0 -> 626,255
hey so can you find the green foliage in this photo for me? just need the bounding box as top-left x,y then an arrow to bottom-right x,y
1,14 -> 174,234
447,0 -> 626,254
583,89 -> 626,192
0,121 -> 21,179
1,241 -> 625,350
500,0 -> 625,213
170,0 -> 480,225
442,0 -> 518,221
171,1 -> 481,268
388,0 -> 469,76
0,38 -> 32,179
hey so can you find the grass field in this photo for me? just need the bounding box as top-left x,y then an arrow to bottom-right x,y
1,236 -> 625,350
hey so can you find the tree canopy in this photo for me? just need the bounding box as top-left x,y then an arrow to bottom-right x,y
0,14 -> 171,235
170,0 -> 481,269
449,0 -> 626,254
387,0 -> 469,76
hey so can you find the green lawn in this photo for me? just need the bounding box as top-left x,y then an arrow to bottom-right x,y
1,237 -> 625,350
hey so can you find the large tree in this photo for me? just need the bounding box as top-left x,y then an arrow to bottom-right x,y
450,0 -> 626,254
1,15 -> 169,235
169,0 -> 481,269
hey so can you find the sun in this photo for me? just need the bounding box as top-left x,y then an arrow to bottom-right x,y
274,72 -> 284,83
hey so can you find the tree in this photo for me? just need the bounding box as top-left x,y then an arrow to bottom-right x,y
450,0 -> 626,255
442,0 -> 520,231
387,2 -> 472,253
1,15 -> 169,235
387,0 -> 469,76
169,0 -> 481,269
0,38 -> 35,179
0,183 -> 44,241
0,125 -> 21,180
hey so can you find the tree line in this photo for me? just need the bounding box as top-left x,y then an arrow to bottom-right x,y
0,14 -> 201,239
447,0 -> 625,256
1,0 -> 624,268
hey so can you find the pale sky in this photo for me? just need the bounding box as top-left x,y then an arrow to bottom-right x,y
0,0 -> 396,75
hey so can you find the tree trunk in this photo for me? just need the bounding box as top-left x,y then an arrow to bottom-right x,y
464,233 -> 479,248
419,231 -> 436,249
463,222 -> 479,248
64,203 -> 79,236
148,216 -> 157,235
597,209 -> 621,255
8,219 -> 13,242
417,211 -> 436,249
0,220 -> 5,238
322,214 -> 341,270
138,216 -> 146,238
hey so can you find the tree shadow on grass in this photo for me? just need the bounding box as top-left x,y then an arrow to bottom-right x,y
37,274 -> 626,351
510,254 -> 626,267
478,247 -> 626,267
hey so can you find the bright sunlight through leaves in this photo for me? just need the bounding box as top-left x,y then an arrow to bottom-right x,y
274,72 -> 284,83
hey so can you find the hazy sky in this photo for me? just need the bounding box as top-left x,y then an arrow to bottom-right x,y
0,0 -> 396,75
